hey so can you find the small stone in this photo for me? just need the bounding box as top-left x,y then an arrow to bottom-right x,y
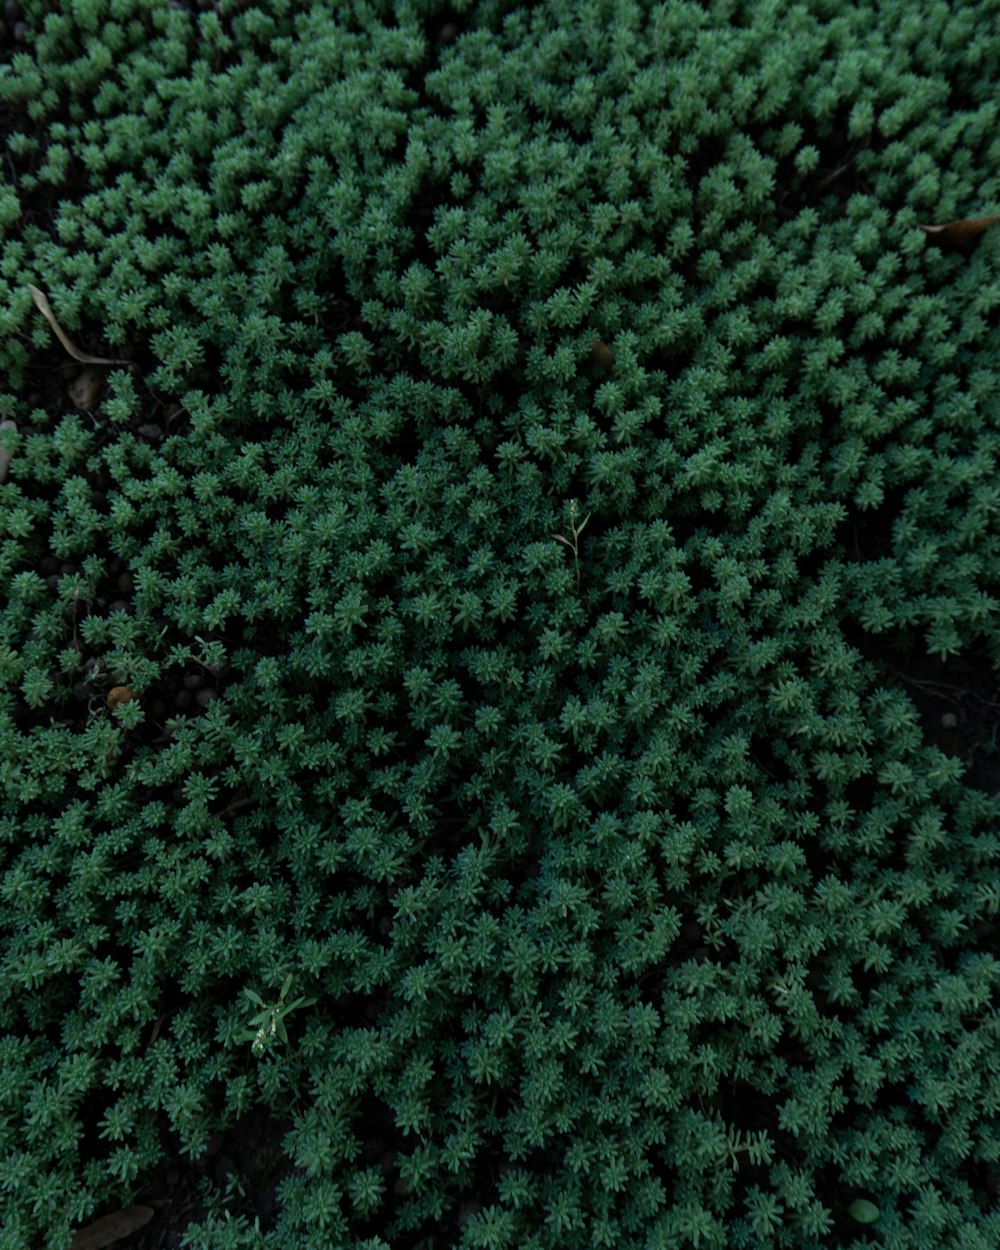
183,669 -> 205,690
13,21 -> 27,42
458,1200 -> 482,1228
69,367 -> 104,410
0,419 -> 17,484
438,21 -> 458,43
941,712 -> 958,729
117,572 -> 133,595
109,600 -> 131,614
107,685 -> 135,710
174,689 -> 193,711
137,423 -> 163,440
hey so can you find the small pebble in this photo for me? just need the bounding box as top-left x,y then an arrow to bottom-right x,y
195,688 -> 216,708
458,1200 -> 483,1228
0,419 -> 16,484
69,367 -> 104,410
941,712 -> 958,729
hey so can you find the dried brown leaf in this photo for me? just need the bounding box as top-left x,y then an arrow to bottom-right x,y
918,214 -> 1000,247
70,1205 -> 154,1250
590,339 -> 614,368
27,284 -> 131,365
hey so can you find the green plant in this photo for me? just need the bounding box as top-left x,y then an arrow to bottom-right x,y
239,976 -> 316,1059
551,499 -> 591,593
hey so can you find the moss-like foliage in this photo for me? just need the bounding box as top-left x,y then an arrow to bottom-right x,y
1,1 -> 999,1248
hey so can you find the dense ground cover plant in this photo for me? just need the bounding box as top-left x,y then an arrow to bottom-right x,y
1,0 -> 1000,1247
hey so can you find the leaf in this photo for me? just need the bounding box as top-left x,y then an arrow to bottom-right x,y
243,989 -> 265,1006
847,1198 -> 880,1224
285,995 -> 317,1012
26,284 -> 132,365
918,214 -> 1000,248
590,339 -> 614,368
70,1205 -> 154,1250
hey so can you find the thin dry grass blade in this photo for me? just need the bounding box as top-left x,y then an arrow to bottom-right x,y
27,284 -> 132,365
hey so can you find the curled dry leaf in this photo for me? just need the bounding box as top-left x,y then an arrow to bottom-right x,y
70,1205 -> 154,1250
27,284 -> 132,366
590,338 -> 614,368
918,214 -> 1000,248
0,420 -> 16,485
